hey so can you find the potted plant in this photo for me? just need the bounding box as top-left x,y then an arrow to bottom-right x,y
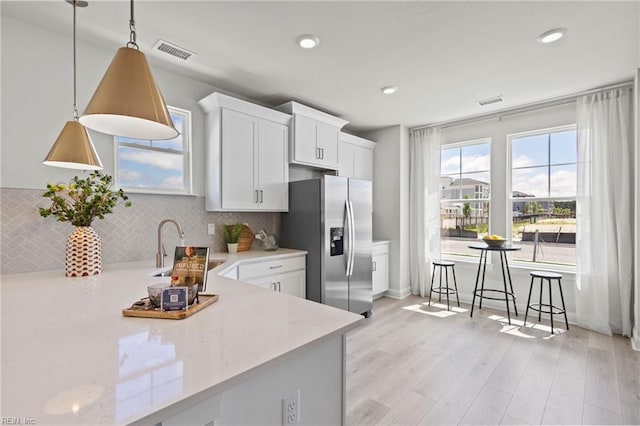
224,224 -> 243,253
39,171 -> 131,277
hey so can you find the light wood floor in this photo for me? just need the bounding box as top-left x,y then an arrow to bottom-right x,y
345,296 -> 640,425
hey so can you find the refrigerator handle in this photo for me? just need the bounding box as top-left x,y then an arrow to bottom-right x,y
345,200 -> 353,276
347,200 -> 356,276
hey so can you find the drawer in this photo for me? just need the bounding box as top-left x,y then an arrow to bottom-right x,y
238,255 -> 305,280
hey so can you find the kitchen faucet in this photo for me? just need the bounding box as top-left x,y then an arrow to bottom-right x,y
156,219 -> 185,268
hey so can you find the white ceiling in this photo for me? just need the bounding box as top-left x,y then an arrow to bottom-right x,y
3,1 -> 639,133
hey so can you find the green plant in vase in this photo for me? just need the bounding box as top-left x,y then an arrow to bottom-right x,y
224,224 -> 243,253
39,171 -> 132,276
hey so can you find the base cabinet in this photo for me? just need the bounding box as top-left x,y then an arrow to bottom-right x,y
372,241 -> 390,296
238,255 -> 306,298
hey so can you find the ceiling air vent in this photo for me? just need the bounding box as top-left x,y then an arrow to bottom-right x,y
153,40 -> 195,61
477,95 -> 503,106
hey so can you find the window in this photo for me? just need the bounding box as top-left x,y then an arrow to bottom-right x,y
440,139 -> 491,258
509,125 -> 576,266
115,107 -> 192,195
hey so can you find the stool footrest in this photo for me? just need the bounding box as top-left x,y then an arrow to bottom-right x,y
431,287 -> 458,295
527,303 -> 566,316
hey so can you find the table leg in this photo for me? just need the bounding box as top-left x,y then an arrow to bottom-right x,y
498,251 -> 512,325
503,250 -> 518,316
479,250 -> 488,309
470,250 -> 484,318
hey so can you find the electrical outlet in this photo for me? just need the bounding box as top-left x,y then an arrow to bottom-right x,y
282,390 -> 300,425
207,223 -> 215,235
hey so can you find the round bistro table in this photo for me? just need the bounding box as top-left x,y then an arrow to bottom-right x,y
468,243 -> 522,325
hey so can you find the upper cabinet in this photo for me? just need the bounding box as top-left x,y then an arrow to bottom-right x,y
338,132 -> 376,181
198,93 -> 291,212
275,101 -> 349,170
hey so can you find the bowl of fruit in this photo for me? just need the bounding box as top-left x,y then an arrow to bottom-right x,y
482,235 -> 507,247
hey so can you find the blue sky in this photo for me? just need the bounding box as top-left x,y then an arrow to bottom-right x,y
441,130 -> 577,198
115,111 -> 186,190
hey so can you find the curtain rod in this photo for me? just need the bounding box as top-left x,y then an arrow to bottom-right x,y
410,80 -> 634,132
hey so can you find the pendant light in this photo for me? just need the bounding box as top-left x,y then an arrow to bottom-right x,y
78,0 -> 178,140
43,0 -> 103,170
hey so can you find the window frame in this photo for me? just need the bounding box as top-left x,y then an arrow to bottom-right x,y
114,106 -> 194,196
506,124 -> 577,271
440,137 -> 492,262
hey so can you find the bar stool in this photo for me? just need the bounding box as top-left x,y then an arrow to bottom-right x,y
524,271 -> 569,334
429,260 -> 459,311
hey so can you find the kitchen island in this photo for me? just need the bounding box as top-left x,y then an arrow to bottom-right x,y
0,249 -> 363,425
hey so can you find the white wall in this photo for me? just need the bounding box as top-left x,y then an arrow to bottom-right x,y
365,125 -> 411,299
0,16 -> 216,193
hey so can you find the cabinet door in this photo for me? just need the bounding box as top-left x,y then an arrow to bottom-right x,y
244,276 -> 277,291
257,120 -> 288,211
353,145 -> 373,181
337,141 -> 354,178
317,121 -> 339,168
276,270 -> 306,298
293,114 -> 319,164
372,252 -> 389,295
221,109 -> 257,209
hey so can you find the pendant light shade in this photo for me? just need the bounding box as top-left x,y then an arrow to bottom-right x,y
79,47 -> 178,140
79,0 -> 177,140
43,0 -> 103,171
43,121 -> 103,170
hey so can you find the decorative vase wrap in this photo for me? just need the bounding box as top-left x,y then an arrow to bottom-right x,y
227,243 -> 238,254
65,226 -> 103,277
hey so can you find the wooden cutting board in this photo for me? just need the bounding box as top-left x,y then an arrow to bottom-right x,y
122,294 -> 219,320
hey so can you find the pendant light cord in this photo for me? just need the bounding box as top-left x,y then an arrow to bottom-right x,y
127,0 -> 138,50
72,0 -> 79,120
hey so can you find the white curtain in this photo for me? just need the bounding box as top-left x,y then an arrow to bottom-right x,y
409,128 -> 441,297
576,87 -> 634,336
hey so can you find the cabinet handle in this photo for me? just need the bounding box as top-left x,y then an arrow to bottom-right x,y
316,147 -> 320,159
373,261 -> 377,272
255,189 -> 259,203
277,281 -> 282,292
271,282 -> 277,291
269,265 -> 283,269
260,189 -> 264,204
321,148 -> 324,159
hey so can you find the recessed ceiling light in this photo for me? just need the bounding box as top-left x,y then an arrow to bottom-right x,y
537,28 -> 567,44
296,34 -> 320,49
381,86 -> 398,95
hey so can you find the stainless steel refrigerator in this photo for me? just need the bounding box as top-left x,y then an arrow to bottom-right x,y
280,175 -> 373,317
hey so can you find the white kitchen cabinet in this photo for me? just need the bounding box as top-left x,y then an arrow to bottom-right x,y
238,255 -> 306,298
198,92 -> 291,212
338,132 -> 376,181
372,241 -> 390,296
275,101 -> 348,170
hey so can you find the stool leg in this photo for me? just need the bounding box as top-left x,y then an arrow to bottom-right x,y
429,264 -> 435,306
438,265 -> 443,303
452,265 -> 460,307
445,266 -> 450,311
558,279 -> 569,330
548,278 -> 554,334
538,277 -> 543,322
470,250 -> 485,318
504,252 -> 518,316
524,276 -> 534,327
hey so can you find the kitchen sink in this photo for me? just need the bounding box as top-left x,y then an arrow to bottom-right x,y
150,260 -> 226,277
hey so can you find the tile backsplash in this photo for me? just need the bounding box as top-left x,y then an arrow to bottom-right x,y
0,188 -> 279,275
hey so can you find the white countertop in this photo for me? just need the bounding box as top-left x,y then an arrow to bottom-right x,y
0,249 -> 363,425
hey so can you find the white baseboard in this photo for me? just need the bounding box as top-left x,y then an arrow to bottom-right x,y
384,287 -> 411,299
632,336 -> 640,352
